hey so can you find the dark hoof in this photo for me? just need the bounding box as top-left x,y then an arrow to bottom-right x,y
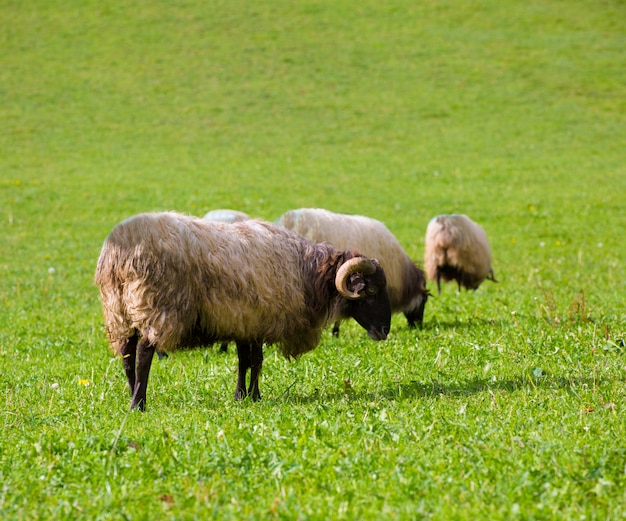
130,400 -> 146,412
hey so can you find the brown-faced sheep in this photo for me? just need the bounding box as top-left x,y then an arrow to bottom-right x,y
276,208 -> 430,335
95,212 -> 391,410
424,214 -> 497,293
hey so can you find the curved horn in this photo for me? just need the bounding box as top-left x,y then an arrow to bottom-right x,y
335,257 -> 377,300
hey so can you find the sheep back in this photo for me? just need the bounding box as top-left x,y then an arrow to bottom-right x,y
203,209 -> 251,223
424,214 -> 494,290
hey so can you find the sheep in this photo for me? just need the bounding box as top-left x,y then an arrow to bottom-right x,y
95,212 -> 391,410
275,208 -> 430,335
424,214 -> 497,293
203,209 -> 251,223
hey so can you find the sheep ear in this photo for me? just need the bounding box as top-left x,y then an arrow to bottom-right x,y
346,274 -> 366,296
335,257 -> 375,299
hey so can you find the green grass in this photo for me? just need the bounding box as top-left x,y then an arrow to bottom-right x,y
1,0 -> 625,518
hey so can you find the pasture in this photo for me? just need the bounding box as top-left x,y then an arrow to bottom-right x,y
1,0 -> 625,518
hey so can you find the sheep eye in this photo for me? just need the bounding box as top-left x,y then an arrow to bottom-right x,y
366,287 -> 378,295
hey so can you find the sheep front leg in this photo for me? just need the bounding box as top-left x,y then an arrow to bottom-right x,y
131,337 -> 156,411
248,340 -> 263,401
121,334 -> 139,397
235,341 -> 251,400
405,298 -> 426,329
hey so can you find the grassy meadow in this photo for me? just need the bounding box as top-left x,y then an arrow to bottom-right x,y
1,0 -> 625,518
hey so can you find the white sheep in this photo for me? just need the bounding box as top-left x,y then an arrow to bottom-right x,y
95,212 -> 391,409
424,214 -> 497,293
203,209 -> 251,223
276,208 -> 430,333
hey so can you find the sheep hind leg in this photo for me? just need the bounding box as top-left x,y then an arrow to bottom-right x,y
235,341 -> 251,400
247,340 -> 263,401
121,333 -> 139,398
131,337 -> 156,411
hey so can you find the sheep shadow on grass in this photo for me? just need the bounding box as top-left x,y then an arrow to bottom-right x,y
277,372 -> 604,405
421,317 -> 509,332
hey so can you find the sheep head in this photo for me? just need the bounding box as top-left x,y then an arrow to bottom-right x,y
335,257 -> 391,341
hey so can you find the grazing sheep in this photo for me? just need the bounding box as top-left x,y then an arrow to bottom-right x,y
95,212 -> 391,410
203,209 -> 251,223
276,208 -> 430,334
424,214 -> 497,293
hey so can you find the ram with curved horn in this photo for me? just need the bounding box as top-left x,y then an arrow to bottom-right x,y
276,208 -> 430,335
95,212 -> 391,410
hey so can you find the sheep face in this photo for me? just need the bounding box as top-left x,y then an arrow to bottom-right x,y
339,262 -> 391,341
